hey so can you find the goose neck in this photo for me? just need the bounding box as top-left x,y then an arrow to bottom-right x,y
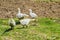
30,11 -> 32,13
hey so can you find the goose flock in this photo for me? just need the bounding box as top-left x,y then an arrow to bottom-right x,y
8,8 -> 38,29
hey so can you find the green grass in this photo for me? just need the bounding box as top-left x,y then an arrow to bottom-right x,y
0,17 -> 60,40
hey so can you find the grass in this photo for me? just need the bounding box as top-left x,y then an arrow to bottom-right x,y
0,17 -> 60,40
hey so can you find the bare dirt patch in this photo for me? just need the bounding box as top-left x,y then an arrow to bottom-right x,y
0,0 -> 60,19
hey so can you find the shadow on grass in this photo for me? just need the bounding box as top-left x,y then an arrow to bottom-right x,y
1,28 -> 12,36
16,21 -> 20,25
15,20 -> 20,25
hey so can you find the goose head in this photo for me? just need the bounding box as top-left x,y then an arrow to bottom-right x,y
29,9 -> 32,13
18,8 -> 21,13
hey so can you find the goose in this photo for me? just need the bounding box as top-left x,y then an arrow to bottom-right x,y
29,9 -> 38,19
29,9 -> 38,24
16,8 -> 29,20
8,16 -> 16,30
20,18 -> 35,28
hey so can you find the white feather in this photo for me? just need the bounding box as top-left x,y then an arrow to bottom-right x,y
8,18 -> 16,26
20,19 -> 31,25
30,12 -> 37,18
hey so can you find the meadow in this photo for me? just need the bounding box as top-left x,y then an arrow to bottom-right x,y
0,17 -> 60,40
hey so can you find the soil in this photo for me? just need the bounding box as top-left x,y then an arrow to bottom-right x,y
0,0 -> 60,19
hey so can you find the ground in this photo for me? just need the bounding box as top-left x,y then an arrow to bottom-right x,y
0,0 -> 60,18
0,18 -> 60,40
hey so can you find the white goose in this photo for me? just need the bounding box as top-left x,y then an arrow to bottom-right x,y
20,18 -> 35,28
29,9 -> 38,18
8,17 -> 16,30
16,8 -> 29,19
